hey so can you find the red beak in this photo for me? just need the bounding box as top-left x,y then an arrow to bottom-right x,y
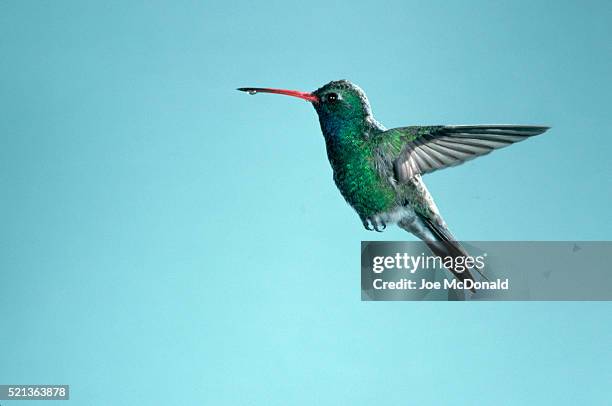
237,87 -> 319,103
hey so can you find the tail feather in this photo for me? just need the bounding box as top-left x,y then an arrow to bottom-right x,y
418,215 -> 477,290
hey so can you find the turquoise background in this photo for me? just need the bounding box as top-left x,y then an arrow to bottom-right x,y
1,1 -> 611,404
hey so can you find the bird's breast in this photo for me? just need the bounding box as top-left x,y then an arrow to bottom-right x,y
324,137 -> 396,218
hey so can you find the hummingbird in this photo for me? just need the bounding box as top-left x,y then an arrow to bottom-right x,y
238,80 -> 549,284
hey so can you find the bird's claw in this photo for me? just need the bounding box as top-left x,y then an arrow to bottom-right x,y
363,217 -> 386,232
373,220 -> 386,232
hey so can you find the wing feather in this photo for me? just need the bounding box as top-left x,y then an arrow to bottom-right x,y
386,125 -> 549,181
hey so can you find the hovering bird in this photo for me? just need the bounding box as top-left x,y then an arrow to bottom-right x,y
238,80 -> 549,284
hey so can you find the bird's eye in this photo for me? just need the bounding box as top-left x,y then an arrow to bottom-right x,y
326,93 -> 338,102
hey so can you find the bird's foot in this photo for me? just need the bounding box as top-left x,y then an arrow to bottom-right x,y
363,217 -> 386,232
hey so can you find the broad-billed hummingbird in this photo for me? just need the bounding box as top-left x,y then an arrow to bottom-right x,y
238,80 -> 549,284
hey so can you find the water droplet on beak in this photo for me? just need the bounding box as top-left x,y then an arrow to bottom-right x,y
248,90 -> 257,95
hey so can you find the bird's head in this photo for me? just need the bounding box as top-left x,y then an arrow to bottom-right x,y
311,80 -> 372,121
238,80 -> 373,136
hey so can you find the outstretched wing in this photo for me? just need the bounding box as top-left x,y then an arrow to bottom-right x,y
385,125 -> 550,182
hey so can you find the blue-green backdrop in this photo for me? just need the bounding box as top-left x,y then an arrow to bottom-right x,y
1,1 -> 610,405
